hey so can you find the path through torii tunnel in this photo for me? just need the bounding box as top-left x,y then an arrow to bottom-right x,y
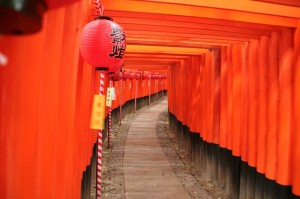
1,0 -> 300,198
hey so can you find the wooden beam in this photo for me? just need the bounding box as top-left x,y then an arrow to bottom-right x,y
126,31 -> 250,43
124,57 -> 186,62
122,24 -> 262,39
252,0 -> 300,7
112,16 -> 272,36
106,10 -> 282,31
102,0 -> 298,27
125,52 -> 190,59
127,39 -> 224,49
140,0 -> 300,18
126,44 -> 209,55
124,64 -> 169,68
123,64 -> 169,70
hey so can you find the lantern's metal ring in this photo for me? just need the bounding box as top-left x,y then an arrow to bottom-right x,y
94,16 -> 113,21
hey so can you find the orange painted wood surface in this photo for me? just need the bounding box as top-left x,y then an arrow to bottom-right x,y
277,28 -> 294,186
1,0 -> 300,197
256,36 -> 268,174
167,26 -> 299,195
219,46 -> 228,149
265,32 -> 280,181
293,22 -> 300,196
247,39 -> 259,168
0,2 -> 167,198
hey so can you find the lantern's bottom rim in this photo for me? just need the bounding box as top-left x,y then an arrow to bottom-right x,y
95,67 -> 109,71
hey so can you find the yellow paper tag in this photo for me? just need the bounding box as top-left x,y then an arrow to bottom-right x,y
90,95 -> 106,130
106,88 -> 113,107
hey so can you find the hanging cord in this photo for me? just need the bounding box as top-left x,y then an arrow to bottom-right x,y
94,0 -> 104,16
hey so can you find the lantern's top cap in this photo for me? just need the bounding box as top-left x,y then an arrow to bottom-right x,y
94,16 -> 113,21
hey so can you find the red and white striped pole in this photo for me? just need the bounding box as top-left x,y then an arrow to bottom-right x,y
148,78 -> 151,106
97,72 -> 105,199
156,78 -> 158,101
119,79 -> 123,126
162,79 -> 164,97
108,77 -> 112,148
134,78 -> 138,113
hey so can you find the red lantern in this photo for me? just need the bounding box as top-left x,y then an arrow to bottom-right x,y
122,72 -> 128,80
80,16 -> 126,73
112,71 -> 123,81
147,74 -> 152,80
128,72 -> 134,80
142,73 -> 147,80
135,73 -> 141,80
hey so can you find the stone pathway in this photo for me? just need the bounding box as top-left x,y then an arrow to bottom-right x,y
101,98 -> 213,199
123,99 -> 191,199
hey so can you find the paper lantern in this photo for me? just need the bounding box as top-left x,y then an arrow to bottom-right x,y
135,73 -> 141,80
128,72 -> 135,80
147,74 -> 152,80
80,16 -> 126,73
142,73 -> 147,80
108,73 -> 114,79
112,71 -> 123,81
122,72 -> 128,80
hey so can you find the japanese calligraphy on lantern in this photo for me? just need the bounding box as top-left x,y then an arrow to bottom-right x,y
109,24 -> 126,59
90,95 -> 106,130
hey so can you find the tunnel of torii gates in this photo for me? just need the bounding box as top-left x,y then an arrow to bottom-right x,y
1,0 -> 300,198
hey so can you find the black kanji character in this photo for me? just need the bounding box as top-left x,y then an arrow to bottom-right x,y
109,44 -> 126,59
110,25 -> 125,44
